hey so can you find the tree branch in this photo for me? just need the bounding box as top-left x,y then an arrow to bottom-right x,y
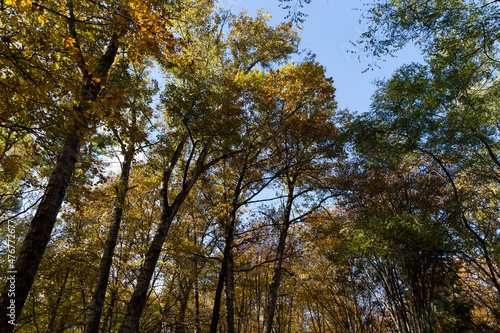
65,0 -> 88,79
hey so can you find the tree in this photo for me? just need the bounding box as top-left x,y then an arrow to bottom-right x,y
115,7 -> 298,331
297,209 -> 388,333
341,153 -> 469,332
357,0 -> 500,327
278,0 -> 312,23
235,60 -> 343,332
1,2 -> 373,332
207,145 -> 268,333
84,60 -> 158,333
0,0 -> 177,330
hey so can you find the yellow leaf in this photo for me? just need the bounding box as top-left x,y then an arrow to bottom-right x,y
64,37 -> 76,47
37,15 -> 46,25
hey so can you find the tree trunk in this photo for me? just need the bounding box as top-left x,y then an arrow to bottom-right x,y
0,129 -> 82,333
263,179 -> 295,333
225,251 -> 236,333
175,277 -> 193,333
84,142 -> 135,333
209,229 -> 233,333
194,277 -> 201,333
210,171 -> 244,333
104,287 -> 118,333
192,233 -> 202,333
117,142 -> 209,333
0,33 -> 120,332
237,279 -> 246,333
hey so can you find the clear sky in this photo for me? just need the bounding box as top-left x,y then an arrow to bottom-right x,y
225,0 -> 423,114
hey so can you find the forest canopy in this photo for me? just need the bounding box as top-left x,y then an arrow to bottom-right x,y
0,0 -> 499,332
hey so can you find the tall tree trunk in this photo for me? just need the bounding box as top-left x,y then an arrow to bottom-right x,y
117,142 -> 210,333
84,141 -> 135,333
263,179 -> 295,333
0,130 -> 82,333
225,251 -> 236,333
210,170 -> 245,333
209,226 -> 234,333
194,277 -> 201,333
237,278 -> 246,333
175,277 -> 194,333
104,286 -> 118,333
0,31 -> 120,332
256,272 -> 265,331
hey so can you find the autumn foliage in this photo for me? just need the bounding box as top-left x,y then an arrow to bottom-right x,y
0,0 -> 499,332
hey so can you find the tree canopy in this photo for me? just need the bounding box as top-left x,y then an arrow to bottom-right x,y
0,0 -> 499,332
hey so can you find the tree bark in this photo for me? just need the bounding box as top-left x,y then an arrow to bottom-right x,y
0,32 -> 120,332
193,234 -> 201,333
117,142 -> 209,333
209,225 -> 234,333
194,277 -> 201,333
175,276 -> 194,333
209,170 -> 245,333
263,179 -> 295,333
84,141 -> 135,333
104,287 -> 118,333
225,251 -> 236,333
0,129 -> 81,333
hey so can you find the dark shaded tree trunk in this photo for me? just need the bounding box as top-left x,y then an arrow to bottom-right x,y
117,142 -> 211,333
225,251 -> 236,333
0,31 -> 120,332
209,225 -> 234,333
84,141 -> 135,333
209,171 -> 245,333
194,277 -> 201,333
0,130 -> 82,333
263,179 -> 295,333
175,277 -> 194,333
104,287 -> 118,333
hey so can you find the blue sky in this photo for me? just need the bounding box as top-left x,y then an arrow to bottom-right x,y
226,0 -> 423,114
